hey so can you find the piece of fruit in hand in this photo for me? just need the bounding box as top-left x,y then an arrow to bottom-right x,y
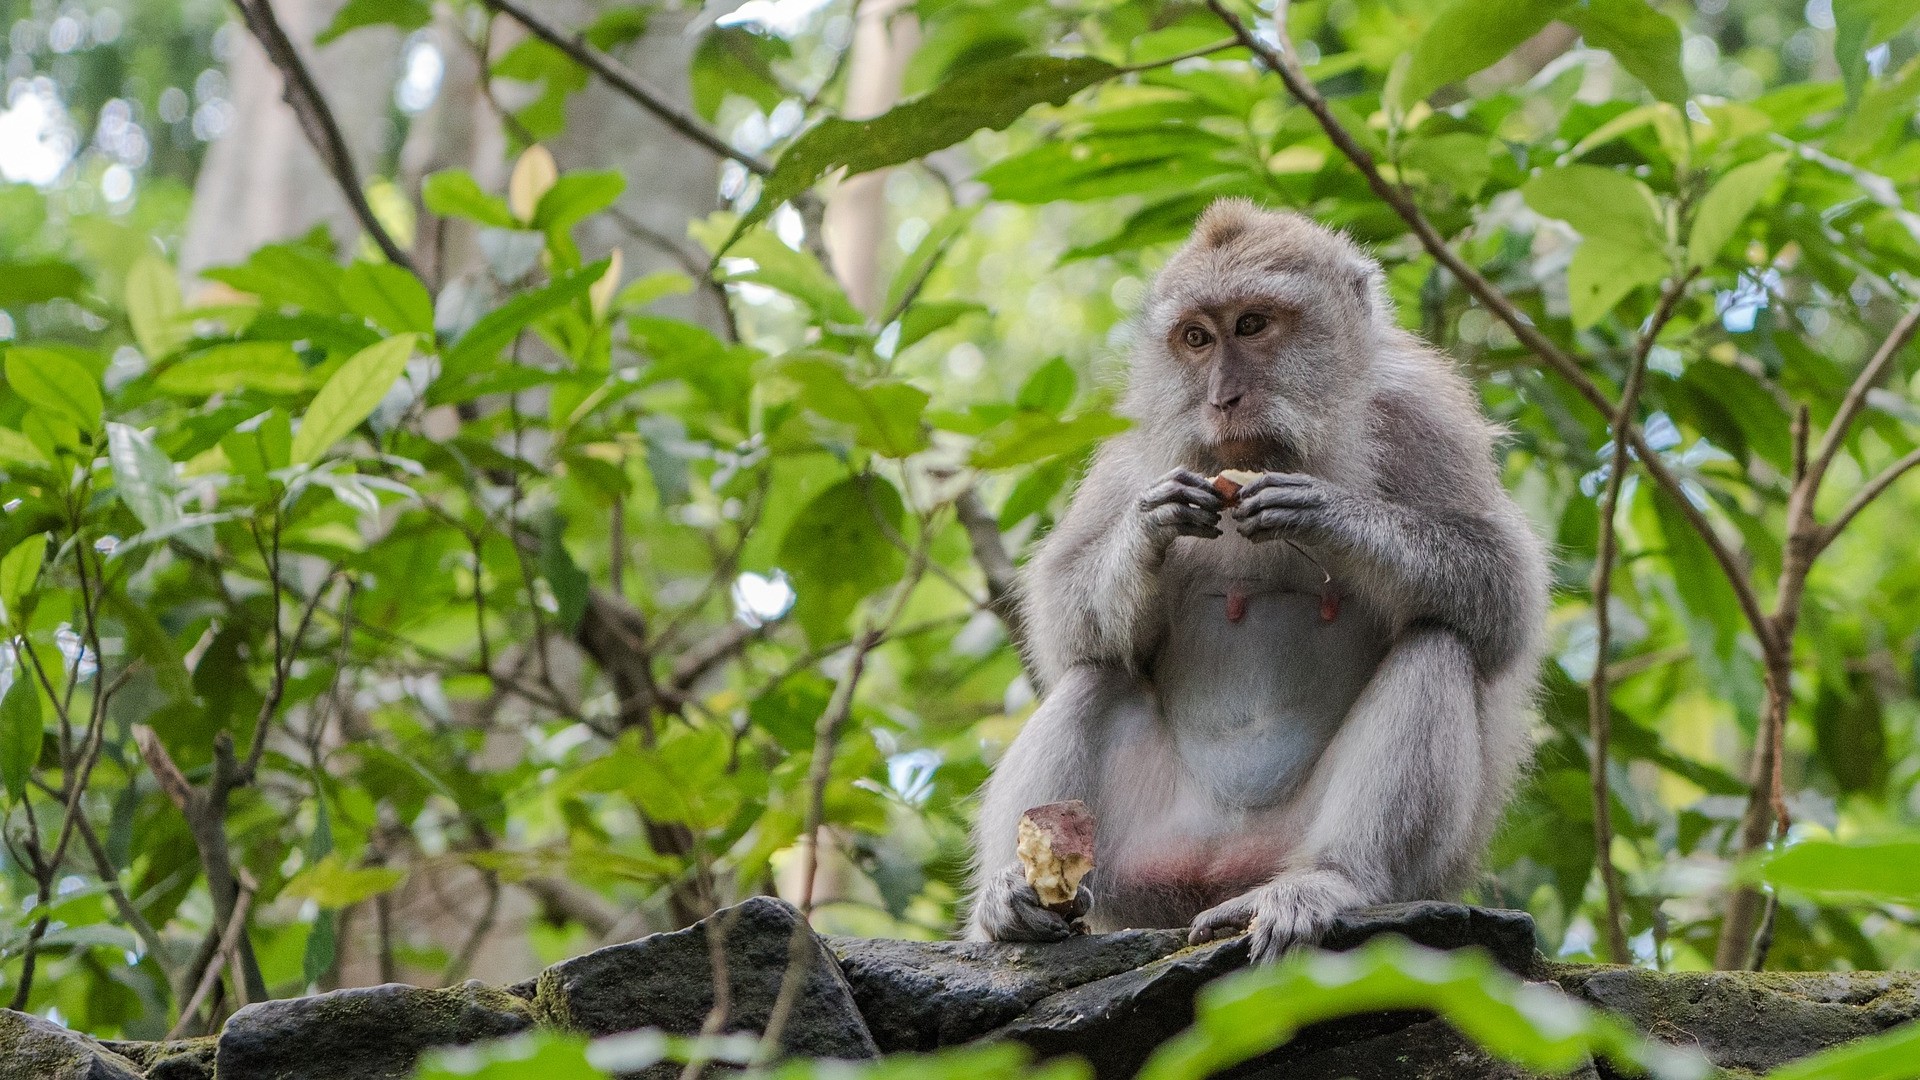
1017,800 -> 1096,915
1209,469 -> 1262,507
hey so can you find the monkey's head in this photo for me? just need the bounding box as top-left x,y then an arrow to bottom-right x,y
1129,199 -> 1386,471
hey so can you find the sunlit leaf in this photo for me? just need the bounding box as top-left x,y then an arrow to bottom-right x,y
154,342 -> 310,397
779,475 -> 907,642
0,677 -> 43,802
1686,153 -> 1790,269
6,346 -> 104,432
1564,0 -> 1687,105
289,333 -> 418,465
283,853 -> 408,907
1396,0 -> 1572,110
1743,837 -> 1920,905
126,254 -> 186,359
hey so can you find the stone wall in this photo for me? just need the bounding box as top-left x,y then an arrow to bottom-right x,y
7,897 -> 1917,1080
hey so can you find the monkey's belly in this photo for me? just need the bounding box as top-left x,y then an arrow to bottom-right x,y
1155,586 -> 1389,811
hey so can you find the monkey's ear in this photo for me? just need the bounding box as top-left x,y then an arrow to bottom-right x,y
1351,264 -> 1375,311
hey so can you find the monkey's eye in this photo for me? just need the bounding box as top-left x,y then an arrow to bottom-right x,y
1235,312 -> 1269,336
1182,326 -> 1213,349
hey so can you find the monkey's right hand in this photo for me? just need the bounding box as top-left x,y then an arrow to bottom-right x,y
969,864 -> 1092,943
1137,468 -> 1224,546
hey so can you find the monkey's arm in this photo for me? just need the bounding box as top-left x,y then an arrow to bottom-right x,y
1021,443 -> 1222,686
1234,475 -> 1544,676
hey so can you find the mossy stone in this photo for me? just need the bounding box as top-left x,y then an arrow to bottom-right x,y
214,980 -> 534,1080
0,1009 -> 143,1080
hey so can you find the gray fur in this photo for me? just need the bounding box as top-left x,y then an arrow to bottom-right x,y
967,201 -> 1549,959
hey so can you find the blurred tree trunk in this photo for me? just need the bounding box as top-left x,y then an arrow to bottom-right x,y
823,0 -> 919,316
180,0 -> 401,280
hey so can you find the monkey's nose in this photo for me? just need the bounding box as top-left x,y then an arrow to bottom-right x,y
1210,393 -> 1243,412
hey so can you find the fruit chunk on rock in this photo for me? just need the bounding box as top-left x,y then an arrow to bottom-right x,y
1209,469 -> 1262,507
1017,800 -> 1096,910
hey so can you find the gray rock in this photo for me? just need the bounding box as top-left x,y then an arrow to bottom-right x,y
997,902 -> 1540,1079
1556,964 -> 1920,1074
827,929 -> 1189,1051
534,896 -> 878,1068
0,1010 -> 143,1080
1233,1017 -> 1600,1080
99,1038 -> 216,1080
213,980 -> 534,1080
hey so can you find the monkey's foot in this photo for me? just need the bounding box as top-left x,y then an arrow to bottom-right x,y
967,864 -> 1092,943
1188,868 -> 1366,962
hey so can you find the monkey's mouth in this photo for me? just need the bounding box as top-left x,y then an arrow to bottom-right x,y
1201,435 -> 1298,473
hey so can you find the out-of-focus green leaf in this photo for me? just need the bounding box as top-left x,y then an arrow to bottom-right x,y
0,676 -> 43,802
1564,0 -> 1687,105
316,0 -> 430,43
779,475 -> 907,642
691,26 -> 792,120
0,261 -> 86,306
1743,837 -> 1920,905
442,261 -> 607,377
222,410 -> 293,477
534,172 -> 626,233
538,516 -> 590,634
6,346 -> 104,431
415,1031 -> 604,1080
155,342 -> 309,397
282,853 -> 407,907
1396,0 -> 1572,110
1834,0 -> 1920,104
1686,153 -> 1789,269
422,170 -> 518,228
1139,937 -> 1708,1080
884,207 -> 978,316
1524,166 -> 1670,327
290,333 -> 417,465
126,254 -> 186,359
1017,358 -> 1078,416
341,261 -> 435,336
1813,669 -> 1889,797
720,232 -> 862,327
106,423 -> 180,532
0,534 -> 47,625
971,410 -> 1130,469
736,55 -> 1119,237
780,356 -> 930,458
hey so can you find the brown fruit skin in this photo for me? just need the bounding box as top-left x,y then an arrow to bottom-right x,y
1211,475 -> 1243,508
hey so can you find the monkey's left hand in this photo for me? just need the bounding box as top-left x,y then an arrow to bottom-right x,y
1187,868 -> 1365,962
1230,473 -> 1354,547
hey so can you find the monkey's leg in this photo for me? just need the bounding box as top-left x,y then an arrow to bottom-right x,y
1189,626 -> 1490,960
965,665 -> 1144,942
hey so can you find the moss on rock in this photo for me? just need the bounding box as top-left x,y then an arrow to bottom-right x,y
0,1009 -> 143,1080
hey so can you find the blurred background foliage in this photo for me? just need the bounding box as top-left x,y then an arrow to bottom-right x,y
5,0 -> 1920,1071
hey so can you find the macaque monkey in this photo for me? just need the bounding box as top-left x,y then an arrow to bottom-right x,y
967,201 -> 1549,960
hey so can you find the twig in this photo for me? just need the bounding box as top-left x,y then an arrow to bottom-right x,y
1818,446 -> 1920,547
955,488 -> 1033,680
474,0 -> 769,175
1802,305 -> 1920,499
229,1 -> 417,273
1587,271 -> 1695,965
167,872 -> 256,1038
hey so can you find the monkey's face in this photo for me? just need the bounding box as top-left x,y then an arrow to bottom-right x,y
1134,203 -> 1380,470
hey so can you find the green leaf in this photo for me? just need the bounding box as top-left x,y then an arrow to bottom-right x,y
1835,0 -> 1920,104
422,170 -> 517,228
691,25 -> 792,121
222,410 -> 294,477
1685,153 -> 1789,269
736,55 -> 1119,237
0,677 -> 43,802
1139,937 -> 1705,1080
316,0 -> 430,43
1397,0 -> 1573,110
1525,166 -> 1670,327
533,172 -> 626,232
971,410 -> 1130,470
443,262 -> 607,377
778,476 -> 907,642
0,534 -> 47,626
6,346 -> 104,432
0,261 -> 86,306
283,853 -> 408,907
1743,837 -> 1920,905
894,301 -> 986,355
884,207 -> 977,316
1567,239 -> 1669,329
780,356 -> 930,458
720,232 -> 863,327
1017,358 -> 1077,416
340,261 -> 435,336
106,423 -> 181,533
126,254 -> 186,359
290,334 -> 417,465
1564,0 -> 1687,105
155,343 -> 310,397
538,516 -> 589,634
0,427 -> 42,467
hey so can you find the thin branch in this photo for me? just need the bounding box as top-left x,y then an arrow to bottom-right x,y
229,0 -> 417,274
475,0 -> 770,175
167,872 -> 256,1039
1206,0 -> 1777,655
955,488 -> 1033,678
1587,271 -> 1695,966
1803,307 -> 1920,499
1819,446 -> 1920,548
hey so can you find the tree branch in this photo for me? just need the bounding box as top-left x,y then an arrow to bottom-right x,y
955,489 -> 1032,678
474,0 -> 771,176
229,0 -> 417,274
1802,302 -> 1920,500
1819,446 -> 1920,551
